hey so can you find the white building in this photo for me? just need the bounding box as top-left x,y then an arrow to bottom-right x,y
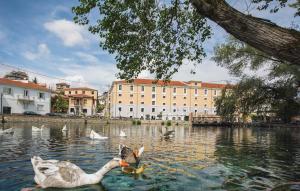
0,78 -> 51,115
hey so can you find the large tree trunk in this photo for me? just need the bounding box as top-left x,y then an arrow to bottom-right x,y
191,0 -> 300,65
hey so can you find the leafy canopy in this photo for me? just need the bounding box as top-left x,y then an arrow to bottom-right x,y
73,0 -> 211,80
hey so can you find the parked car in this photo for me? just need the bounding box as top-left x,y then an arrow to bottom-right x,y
23,111 -> 41,116
46,113 -> 63,117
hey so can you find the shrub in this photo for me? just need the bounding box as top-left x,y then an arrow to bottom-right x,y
166,120 -> 171,126
137,120 -> 141,125
132,120 -> 137,125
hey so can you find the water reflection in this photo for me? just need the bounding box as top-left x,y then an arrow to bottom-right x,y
0,122 -> 299,190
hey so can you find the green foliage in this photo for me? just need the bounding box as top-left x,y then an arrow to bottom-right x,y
96,104 -> 105,113
166,120 -> 172,126
52,95 -> 68,113
251,0 -> 300,16
132,120 -> 136,125
72,0 -> 211,80
137,120 -> 141,125
161,121 -> 165,125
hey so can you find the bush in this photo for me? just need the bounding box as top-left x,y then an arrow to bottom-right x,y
166,120 -> 171,126
176,122 -> 179,126
161,121 -> 165,125
132,120 -> 137,125
137,120 -> 141,125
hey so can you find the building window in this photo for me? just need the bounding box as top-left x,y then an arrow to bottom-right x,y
163,87 -> 166,93
204,110 -> 208,114
152,108 -> 155,112
173,103 -> 176,106
130,94 -> 133,97
141,102 -> 144,104
204,97 -> 207,100
163,108 -> 166,111
130,85 -> 133,91
82,109 -> 87,113
195,104 -> 197,106
173,87 -> 176,93
183,109 -> 186,112
130,101 -> 133,104
118,101 -> 122,104
39,92 -> 45,99
184,97 -> 186,99
184,103 -> 186,106
118,107 -> 122,111
152,101 -> 155,105
24,90 -> 29,97
173,109 -> 176,112
84,99 -> 87,104
204,89 -> 208,95
82,91 -> 85,94
184,88 -> 187,94
152,86 -> 155,92
214,90 -> 217,96
141,94 -> 144,98
141,86 -> 144,92
195,82 -> 197,85
92,91 -> 94,95
118,84 -> 122,91
173,96 -> 176,99
163,95 -> 166,99
195,109 -> 197,113
141,108 -> 144,112
195,89 -> 198,95
3,87 -> 12,95
70,108 -> 75,113
130,108 -> 133,112
37,104 -> 44,111
152,94 -> 155,99
204,104 -> 207,108
75,91 -> 77,94
118,94 -> 122,97
163,103 -> 166,105
195,97 -> 197,100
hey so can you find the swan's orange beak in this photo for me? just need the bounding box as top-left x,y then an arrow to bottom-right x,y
119,160 -> 129,167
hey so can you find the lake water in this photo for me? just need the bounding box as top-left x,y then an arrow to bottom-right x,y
0,122 -> 300,191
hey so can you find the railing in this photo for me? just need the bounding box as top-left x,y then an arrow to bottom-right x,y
17,95 -> 35,101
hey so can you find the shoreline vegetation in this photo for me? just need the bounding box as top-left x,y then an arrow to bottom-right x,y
0,115 -> 299,128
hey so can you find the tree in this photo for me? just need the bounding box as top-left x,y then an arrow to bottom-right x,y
96,103 -> 105,113
4,71 -> 29,80
52,94 -> 68,113
72,0 -> 300,80
32,77 -> 38,84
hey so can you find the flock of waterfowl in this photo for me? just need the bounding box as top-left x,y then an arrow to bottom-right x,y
1,125 -> 175,189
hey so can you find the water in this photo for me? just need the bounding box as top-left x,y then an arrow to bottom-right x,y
0,122 -> 300,191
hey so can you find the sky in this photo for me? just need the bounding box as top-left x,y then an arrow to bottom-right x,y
0,0 -> 299,92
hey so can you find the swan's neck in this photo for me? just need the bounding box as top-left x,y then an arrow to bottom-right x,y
93,159 -> 119,181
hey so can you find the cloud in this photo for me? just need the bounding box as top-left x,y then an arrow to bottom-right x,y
44,19 -> 90,47
22,43 -> 50,60
75,52 -> 99,64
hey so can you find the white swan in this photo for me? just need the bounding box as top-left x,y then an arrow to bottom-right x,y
120,130 -> 126,137
0,128 -> 14,135
32,126 -> 41,132
90,130 -> 108,140
31,156 -> 124,188
62,125 -> 68,132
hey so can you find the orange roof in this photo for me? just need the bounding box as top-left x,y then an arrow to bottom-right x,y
201,82 -> 229,89
116,79 -> 187,86
65,87 -> 97,91
0,78 -> 51,92
68,94 -> 94,98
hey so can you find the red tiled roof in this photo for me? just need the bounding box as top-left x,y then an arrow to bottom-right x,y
65,87 -> 97,91
0,78 -> 51,92
68,94 -> 94,98
201,82 -> 229,89
116,79 -> 188,86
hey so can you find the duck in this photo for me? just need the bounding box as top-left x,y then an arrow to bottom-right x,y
119,144 -> 144,167
31,156 -> 126,188
0,128 -> 14,135
121,164 -> 147,174
32,125 -> 45,132
120,130 -> 126,137
62,125 -> 68,132
90,130 -> 108,140
162,130 -> 175,139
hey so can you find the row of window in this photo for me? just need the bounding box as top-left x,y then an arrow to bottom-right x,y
117,100 -> 208,107
66,90 -> 95,95
118,107 -> 209,113
2,87 -> 45,99
118,84 -> 218,95
117,93 -> 212,99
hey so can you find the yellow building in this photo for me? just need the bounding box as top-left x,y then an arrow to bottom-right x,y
64,87 -> 98,116
106,79 -> 229,120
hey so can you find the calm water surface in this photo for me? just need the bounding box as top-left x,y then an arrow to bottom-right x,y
0,122 -> 300,191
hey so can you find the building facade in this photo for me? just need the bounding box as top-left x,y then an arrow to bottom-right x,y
106,79 -> 229,120
55,82 -> 70,94
64,87 -> 98,116
0,78 -> 51,115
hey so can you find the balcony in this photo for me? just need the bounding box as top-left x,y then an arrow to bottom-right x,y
17,95 -> 35,103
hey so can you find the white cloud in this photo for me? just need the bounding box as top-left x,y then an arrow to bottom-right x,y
75,52 -> 99,64
22,43 -> 50,60
44,19 -> 90,47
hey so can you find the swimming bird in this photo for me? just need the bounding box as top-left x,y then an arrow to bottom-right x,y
119,144 -> 144,167
0,128 -> 14,135
120,130 -> 126,137
31,156 -> 126,188
32,126 -> 41,132
62,125 -> 68,132
121,164 -> 147,174
90,130 -> 108,140
162,130 -> 175,139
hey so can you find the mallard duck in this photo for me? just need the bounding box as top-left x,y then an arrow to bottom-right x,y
120,130 -> 126,137
122,164 -> 147,174
0,128 -> 14,135
31,156 -> 126,188
119,144 -> 144,167
90,130 -> 108,140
